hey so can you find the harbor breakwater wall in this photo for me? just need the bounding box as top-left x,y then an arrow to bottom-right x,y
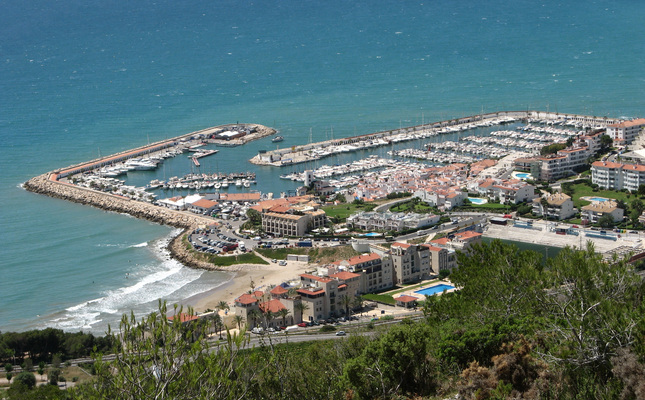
23,173 -> 227,270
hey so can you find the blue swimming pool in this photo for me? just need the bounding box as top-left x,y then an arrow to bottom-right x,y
468,197 -> 487,205
363,232 -> 382,237
414,284 -> 455,296
589,197 -> 609,202
515,173 -> 531,179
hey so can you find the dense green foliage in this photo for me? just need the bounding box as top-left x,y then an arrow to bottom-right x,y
4,241 -> 644,400
0,329 -> 113,364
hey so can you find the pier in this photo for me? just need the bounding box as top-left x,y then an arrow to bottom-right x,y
24,123 -> 274,230
249,110 -> 618,167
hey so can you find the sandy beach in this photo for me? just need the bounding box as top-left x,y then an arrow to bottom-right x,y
180,258 -> 312,325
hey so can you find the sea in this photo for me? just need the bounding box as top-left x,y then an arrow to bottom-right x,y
1,0 -> 644,334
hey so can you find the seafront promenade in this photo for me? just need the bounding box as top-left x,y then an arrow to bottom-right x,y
250,110 -> 618,167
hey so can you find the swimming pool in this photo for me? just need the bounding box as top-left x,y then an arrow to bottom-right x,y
363,232 -> 382,237
589,197 -> 609,202
468,197 -> 487,205
414,284 -> 455,296
515,173 -> 531,179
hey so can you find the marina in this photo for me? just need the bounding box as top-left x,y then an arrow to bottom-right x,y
250,111 -> 617,168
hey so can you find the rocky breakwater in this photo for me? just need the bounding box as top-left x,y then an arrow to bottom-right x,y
24,172 -> 226,269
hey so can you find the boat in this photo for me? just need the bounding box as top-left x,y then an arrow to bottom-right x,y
235,179 -> 243,187
272,135 -> 284,143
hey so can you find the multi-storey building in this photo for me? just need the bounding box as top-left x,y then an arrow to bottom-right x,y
532,193 -> 576,220
581,201 -> 624,224
261,208 -> 326,237
606,118 -> 645,144
333,253 -> 394,293
422,244 -> 457,274
390,243 -> 431,284
591,161 -> 645,192
346,211 -> 439,232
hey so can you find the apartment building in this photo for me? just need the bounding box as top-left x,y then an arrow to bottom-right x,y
346,211 -> 439,232
468,178 -> 536,204
261,208 -> 326,237
532,192 -> 576,220
591,161 -> 645,192
606,118 -> 645,144
334,253 -> 394,293
390,243 -> 431,284
581,201 -> 624,224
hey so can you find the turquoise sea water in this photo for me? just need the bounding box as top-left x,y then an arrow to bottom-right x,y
1,0 -> 644,333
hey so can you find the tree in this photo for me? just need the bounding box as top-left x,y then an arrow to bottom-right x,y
72,301 -> 258,399
450,240 -> 543,322
639,184 -> 645,197
598,213 -> 615,229
340,295 -> 352,318
246,209 -> 262,227
600,134 -> 613,152
294,302 -> 309,323
630,198 -> 645,214
48,368 -> 60,386
277,308 -> 290,327
216,301 -> 230,339
248,309 -> 262,329
5,363 -> 13,383
536,243 -> 641,368
233,315 -> 245,330
37,361 -> 45,382
13,371 -> 36,389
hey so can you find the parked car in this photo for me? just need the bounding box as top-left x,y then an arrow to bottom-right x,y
335,331 -> 346,336
297,322 -> 308,327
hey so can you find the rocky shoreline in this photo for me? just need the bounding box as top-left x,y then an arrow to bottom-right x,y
23,173 -> 228,271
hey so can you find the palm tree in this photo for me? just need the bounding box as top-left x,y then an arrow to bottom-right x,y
340,295 -> 352,318
216,301 -> 230,339
263,310 -> 275,329
352,295 -> 365,315
210,313 -> 222,339
234,314 -> 245,330
248,309 -> 261,329
277,308 -> 291,327
294,301 -> 309,323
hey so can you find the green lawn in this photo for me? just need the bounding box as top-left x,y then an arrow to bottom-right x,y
256,247 -> 310,260
322,203 -> 376,221
206,252 -> 269,266
362,293 -> 396,305
390,200 -> 437,213
569,183 -> 631,208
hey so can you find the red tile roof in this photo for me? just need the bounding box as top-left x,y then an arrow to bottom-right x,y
168,313 -> 199,323
259,299 -> 287,314
395,295 -> 418,303
430,237 -> 450,245
345,253 -> 381,266
392,242 -> 411,249
270,285 -> 288,295
300,273 -> 333,283
330,271 -> 361,280
236,293 -> 259,305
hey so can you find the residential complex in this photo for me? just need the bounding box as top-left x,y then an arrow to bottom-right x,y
591,161 -> 645,192
606,118 -> 645,144
581,201 -> 624,224
532,193 -> 576,220
346,211 -> 439,232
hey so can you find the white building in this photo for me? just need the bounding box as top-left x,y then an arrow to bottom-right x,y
606,118 -> 645,144
532,193 -> 576,220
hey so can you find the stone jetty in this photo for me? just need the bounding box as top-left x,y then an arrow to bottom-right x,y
22,122 -> 276,271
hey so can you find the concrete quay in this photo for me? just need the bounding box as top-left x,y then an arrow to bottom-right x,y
249,110 -> 618,167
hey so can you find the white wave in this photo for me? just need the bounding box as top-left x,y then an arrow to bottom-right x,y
47,228 -> 226,332
130,242 -> 148,248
